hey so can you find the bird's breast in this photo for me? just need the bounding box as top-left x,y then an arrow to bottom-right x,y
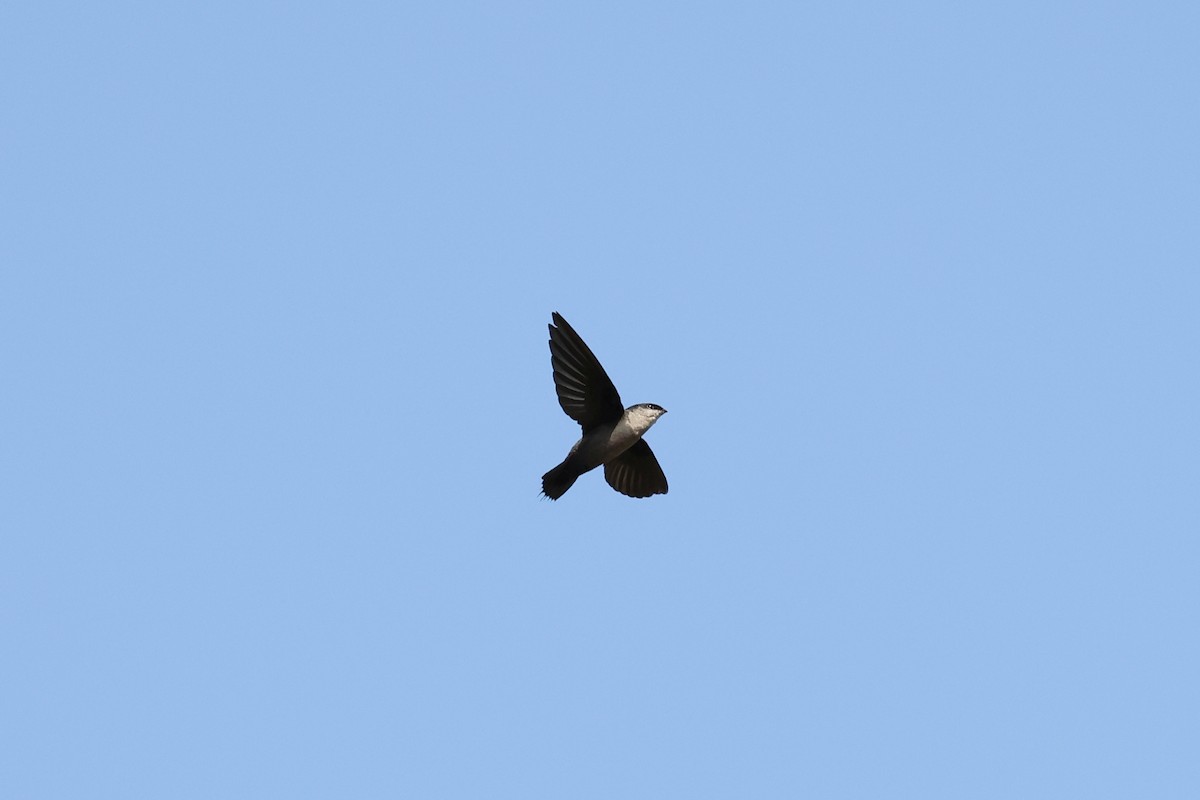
572,420 -> 643,470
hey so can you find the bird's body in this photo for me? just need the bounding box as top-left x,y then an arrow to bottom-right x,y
541,312 -> 668,500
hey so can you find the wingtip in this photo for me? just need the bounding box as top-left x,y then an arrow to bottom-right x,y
549,312 -> 572,340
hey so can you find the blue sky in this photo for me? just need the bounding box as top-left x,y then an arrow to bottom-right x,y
2,2 -> 1198,797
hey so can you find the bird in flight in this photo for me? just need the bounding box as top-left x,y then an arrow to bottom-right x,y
541,312 -> 669,500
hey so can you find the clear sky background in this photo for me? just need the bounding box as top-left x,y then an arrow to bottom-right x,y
3,2 -> 1198,798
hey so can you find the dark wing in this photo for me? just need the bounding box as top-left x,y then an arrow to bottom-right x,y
548,312 -> 625,431
603,439 -> 669,498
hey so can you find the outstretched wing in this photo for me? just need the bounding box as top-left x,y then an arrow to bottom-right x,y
604,439 -> 669,498
548,312 -> 625,431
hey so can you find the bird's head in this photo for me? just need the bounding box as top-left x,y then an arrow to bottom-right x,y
626,403 -> 668,429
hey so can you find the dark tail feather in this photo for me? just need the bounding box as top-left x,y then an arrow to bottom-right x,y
541,462 -> 579,500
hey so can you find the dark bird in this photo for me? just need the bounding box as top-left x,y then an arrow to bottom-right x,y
541,312 -> 669,500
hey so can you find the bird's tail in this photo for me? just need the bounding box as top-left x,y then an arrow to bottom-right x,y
541,462 -> 579,500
